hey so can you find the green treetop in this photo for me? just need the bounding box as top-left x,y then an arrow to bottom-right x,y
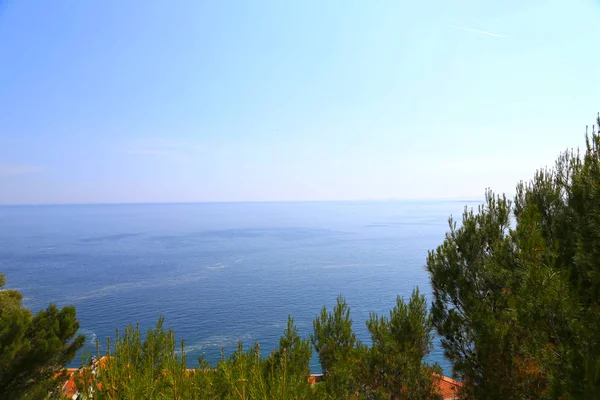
427,114 -> 600,399
0,273 -> 85,399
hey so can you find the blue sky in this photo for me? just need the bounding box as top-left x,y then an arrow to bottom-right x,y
1,0 -> 599,204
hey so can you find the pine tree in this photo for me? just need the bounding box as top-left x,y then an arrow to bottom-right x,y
266,315 -> 312,397
311,295 -> 360,398
364,288 -> 442,399
0,273 -> 85,399
426,114 -> 600,399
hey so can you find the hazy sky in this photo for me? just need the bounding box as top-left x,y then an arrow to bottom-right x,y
1,1 -> 599,204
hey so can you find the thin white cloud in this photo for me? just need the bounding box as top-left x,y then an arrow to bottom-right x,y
449,25 -> 507,38
133,137 -> 191,150
123,138 -> 199,163
125,149 -> 192,162
0,163 -> 39,176
126,149 -> 180,156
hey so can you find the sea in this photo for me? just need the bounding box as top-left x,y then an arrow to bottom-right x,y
0,200 -> 478,374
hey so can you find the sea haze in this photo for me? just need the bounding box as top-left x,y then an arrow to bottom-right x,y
0,200 -> 478,373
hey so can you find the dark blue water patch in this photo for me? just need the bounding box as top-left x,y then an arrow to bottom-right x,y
146,227 -> 350,243
192,227 -> 344,240
0,250 -> 102,264
79,233 -> 142,243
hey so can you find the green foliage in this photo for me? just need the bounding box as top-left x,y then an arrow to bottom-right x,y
74,295 -> 442,400
311,296 -> 361,399
363,288 -> 442,399
311,296 -> 358,377
0,273 -> 85,399
79,317 -> 315,400
427,114 -> 600,399
311,293 -> 441,399
92,317 -> 200,399
265,316 -> 313,398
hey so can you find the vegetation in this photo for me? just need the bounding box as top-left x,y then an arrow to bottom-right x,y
427,114 -> 600,398
311,290 -> 441,399
2,114 -> 600,398
72,292 -> 440,399
74,316 -> 313,400
0,274 -> 85,400
361,288 -> 442,399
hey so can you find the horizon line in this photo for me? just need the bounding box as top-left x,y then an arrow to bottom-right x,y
0,197 -> 486,207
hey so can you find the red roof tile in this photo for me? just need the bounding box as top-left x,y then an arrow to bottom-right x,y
61,371 -> 78,399
436,374 -> 462,399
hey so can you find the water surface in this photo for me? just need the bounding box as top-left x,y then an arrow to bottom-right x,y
0,200 -> 477,373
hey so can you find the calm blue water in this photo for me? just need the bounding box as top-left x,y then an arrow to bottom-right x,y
0,200 -> 476,373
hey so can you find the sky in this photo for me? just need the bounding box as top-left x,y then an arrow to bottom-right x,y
1,0 -> 599,204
